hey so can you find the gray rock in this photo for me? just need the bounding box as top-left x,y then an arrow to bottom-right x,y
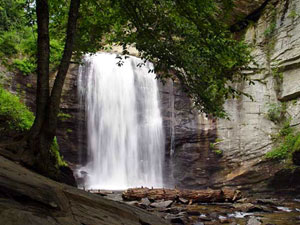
246,216 -> 262,225
0,156 -> 170,225
178,198 -> 189,204
151,200 -> 173,208
140,198 -> 151,206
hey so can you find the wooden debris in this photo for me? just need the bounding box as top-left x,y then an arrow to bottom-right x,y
122,187 -> 241,203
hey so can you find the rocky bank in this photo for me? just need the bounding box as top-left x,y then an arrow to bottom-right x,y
0,155 -> 169,225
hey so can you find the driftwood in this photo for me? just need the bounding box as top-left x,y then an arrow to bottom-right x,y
122,188 -> 241,203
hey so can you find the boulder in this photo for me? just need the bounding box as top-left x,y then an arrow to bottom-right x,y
0,156 -> 169,225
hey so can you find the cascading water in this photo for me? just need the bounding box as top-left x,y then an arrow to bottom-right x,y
77,52 -> 165,190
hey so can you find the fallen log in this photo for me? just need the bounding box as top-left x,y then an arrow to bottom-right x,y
122,187 -> 241,203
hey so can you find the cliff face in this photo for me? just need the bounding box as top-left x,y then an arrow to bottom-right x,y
166,0 -> 300,192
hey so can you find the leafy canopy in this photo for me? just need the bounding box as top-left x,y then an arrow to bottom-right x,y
0,0 -> 253,117
111,0 -> 253,117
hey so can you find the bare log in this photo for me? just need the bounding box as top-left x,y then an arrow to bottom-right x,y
122,188 -> 241,203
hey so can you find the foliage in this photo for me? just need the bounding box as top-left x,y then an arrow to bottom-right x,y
266,102 -> 286,124
0,86 -> 66,167
210,139 -> 223,156
66,128 -> 72,133
263,4 -> 277,38
263,22 -> 276,38
0,87 -> 34,131
0,0 -> 65,74
266,120 -> 300,160
112,0 -> 254,117
58,112 -> 72,121
13,58 -> 36,75
0,0 -> 26,32
51,137 -> 67,168
214,149 -> 223,156
0,0 -> 254,118
288,10 -> 298,19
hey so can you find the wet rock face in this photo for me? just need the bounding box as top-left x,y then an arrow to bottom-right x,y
53,64 -> 87,166
158,81 -> 221,189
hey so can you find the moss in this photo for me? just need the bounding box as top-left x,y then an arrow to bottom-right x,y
66,128 -> 72,133
51,137 -> 67,168
26,83 -> 32,88
0,86 -> 34,131
58,112 -> 72,121
210,139 -> 223,157
288,10 -> 298,19
213,149 -> 223,156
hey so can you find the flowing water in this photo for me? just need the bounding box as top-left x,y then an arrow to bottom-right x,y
77,52 -> 164,190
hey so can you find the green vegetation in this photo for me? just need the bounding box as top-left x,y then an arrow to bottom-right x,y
66,129 -> 72,133
13,58 -> 36,75
265,102 -> 286,124
263,6 -> 277,64
0,86 -> 34,131
266,121 -> 300,160
210,139 -> 223,156
0,0 -> 65,75
114,0 -> 254,117
58,112 -> 72,121
263,21 -> 276,38
213,149 -> 223,156
0,86 -> 66,167
51,137 -> 67,168
288,9 -> 298,19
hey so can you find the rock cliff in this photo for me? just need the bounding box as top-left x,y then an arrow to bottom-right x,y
166,0 -> 300,192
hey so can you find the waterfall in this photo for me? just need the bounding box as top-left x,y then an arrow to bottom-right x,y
77,52 -> 165,190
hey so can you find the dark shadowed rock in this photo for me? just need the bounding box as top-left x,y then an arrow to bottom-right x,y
0,156 -> 170,225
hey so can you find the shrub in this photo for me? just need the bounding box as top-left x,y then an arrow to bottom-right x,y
13,58 -> 36,75
266,120 -> 300,160
266,102 -> 286,124
0,87 -> 34,131
0,87 -> 67,167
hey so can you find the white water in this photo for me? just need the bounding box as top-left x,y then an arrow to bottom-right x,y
77,52 -> 165,190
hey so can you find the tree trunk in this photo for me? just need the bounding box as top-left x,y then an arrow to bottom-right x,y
24,0 -> 81,179
46,0 -> 81,138
29,0 -> 50,138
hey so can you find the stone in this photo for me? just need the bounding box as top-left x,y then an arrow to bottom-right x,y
150,200 -> 173,208
0,156 -> 169,225
178,198 -> 189,204
233,203 -> 255,212
140,198 -> 151,206
219,216 -> 232,224
292,150 -> 300,166
246,216 -> 262,225
186,210 -> 201,216
199,214 -> 211,221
